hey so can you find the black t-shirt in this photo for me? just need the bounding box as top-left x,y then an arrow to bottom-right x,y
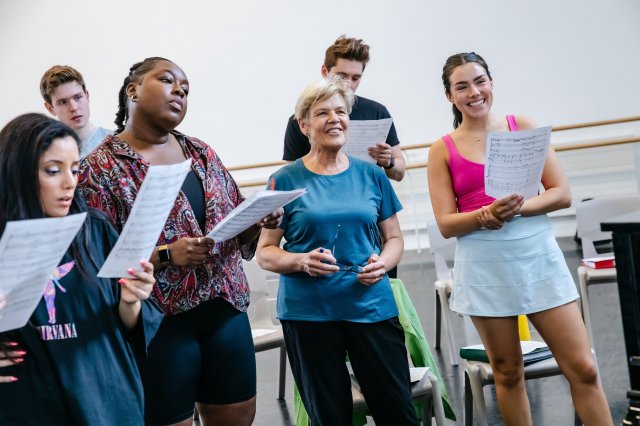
181,169 -> 206,234
282,95 -> 400,161
0,211 -> 163,425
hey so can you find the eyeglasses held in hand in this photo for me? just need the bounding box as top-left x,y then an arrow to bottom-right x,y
331,224 -> 366,273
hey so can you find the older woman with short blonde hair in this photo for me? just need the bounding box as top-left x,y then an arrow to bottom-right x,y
257,77 -> 418,426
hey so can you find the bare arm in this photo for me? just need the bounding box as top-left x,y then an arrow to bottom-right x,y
512,116 -> 572,216
368,143 -> 406,181
520,147 -> 571,215
427,139 -> 485,238
118,260 -> 155,331
385,145 -> 406,181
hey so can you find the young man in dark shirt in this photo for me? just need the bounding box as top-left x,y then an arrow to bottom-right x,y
283,35 -> 406,182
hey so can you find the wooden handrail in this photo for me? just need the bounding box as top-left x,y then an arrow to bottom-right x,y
227,115 -> 640,172
235,135 -> 640,188
552,116 -> 640,132
555,136 -> 640,152
401,142 -> 431,151
227,160 -> 287,172
399,116 -> 640,152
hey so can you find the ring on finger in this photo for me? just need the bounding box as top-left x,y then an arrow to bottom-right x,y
197,237 -> 202,245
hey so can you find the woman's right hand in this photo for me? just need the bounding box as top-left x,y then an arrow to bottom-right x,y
0,342 -> 25,383
299,248 -> 340,276
168,237 -> 214,267
489,194 -> 524,222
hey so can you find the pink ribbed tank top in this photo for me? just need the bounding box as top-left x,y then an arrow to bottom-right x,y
443,115 -> 518,213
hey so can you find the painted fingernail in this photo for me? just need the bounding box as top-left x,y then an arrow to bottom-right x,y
127,268 -> 135,275
15,351 -> 26,356
9,377 -> 17,382
13,358 -> 23,363
118,279 -> 126,285
6,342 -> 19,347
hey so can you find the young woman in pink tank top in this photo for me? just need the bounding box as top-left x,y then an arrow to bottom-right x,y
427,52 -> 612,425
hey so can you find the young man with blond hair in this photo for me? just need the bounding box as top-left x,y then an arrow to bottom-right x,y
282,35 -> 406,181
40,65 -> 111,157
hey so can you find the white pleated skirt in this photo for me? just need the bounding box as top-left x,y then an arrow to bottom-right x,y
450,214 -> 579,317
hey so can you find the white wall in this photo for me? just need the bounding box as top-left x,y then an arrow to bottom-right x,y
1,0 -> 639,168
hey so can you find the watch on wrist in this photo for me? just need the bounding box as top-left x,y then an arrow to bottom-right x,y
377,156 -> 395,170
157,244 -> 171,265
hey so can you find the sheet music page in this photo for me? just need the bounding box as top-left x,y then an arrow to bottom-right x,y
342,118 -> 393,163
251,329 -> 277,338
409,367 -> 430,382
0,213 -> 87,332
98,158 -> 192,278
485,126 -> 552,199
207,189 -> 306,242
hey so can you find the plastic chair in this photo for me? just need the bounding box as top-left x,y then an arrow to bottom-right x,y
426,220 -> 460,366
243,260 -> 287,400
575,195 -> 640,345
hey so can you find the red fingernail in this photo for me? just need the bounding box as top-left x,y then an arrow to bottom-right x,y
6,342 -> 19,347
127,268 -> 135,275
13,358 -> 23,363
119,279 -> 126,285
15,351 -> 26,356
9,377 -> 18,382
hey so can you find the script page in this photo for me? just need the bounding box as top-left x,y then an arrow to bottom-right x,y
485,126 -> 552,200
0,213 -> 87,332
98,159 -> 192,278
342,118 -> 393,163
207,189 -> 306,242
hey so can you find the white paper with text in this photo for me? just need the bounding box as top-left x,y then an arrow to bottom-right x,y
485,126 -> 551,199
0,213 -> 87,332
98,159 -> 192,278
342,118 -> 393,163
207,189 -> 306,242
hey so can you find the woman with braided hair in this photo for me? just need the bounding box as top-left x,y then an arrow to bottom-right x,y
79,57 -> 281,426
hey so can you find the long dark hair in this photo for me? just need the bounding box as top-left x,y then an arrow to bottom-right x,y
0,113 -> 98,278
114,56 -> 174,133
442,52 -> 492,129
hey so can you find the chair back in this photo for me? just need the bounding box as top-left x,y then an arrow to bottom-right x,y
243,259 -> 280,325
427,220 -> 456,282
575,195 -> 640,258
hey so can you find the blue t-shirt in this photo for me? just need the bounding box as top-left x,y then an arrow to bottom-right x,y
269,157 -> 402,322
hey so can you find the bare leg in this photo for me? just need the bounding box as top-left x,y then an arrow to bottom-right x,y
528,302 -> 613,426
471,315 -> 532,426
196,396 -> 257,426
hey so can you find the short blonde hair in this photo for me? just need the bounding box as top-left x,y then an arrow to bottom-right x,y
294,77 -> 355,121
